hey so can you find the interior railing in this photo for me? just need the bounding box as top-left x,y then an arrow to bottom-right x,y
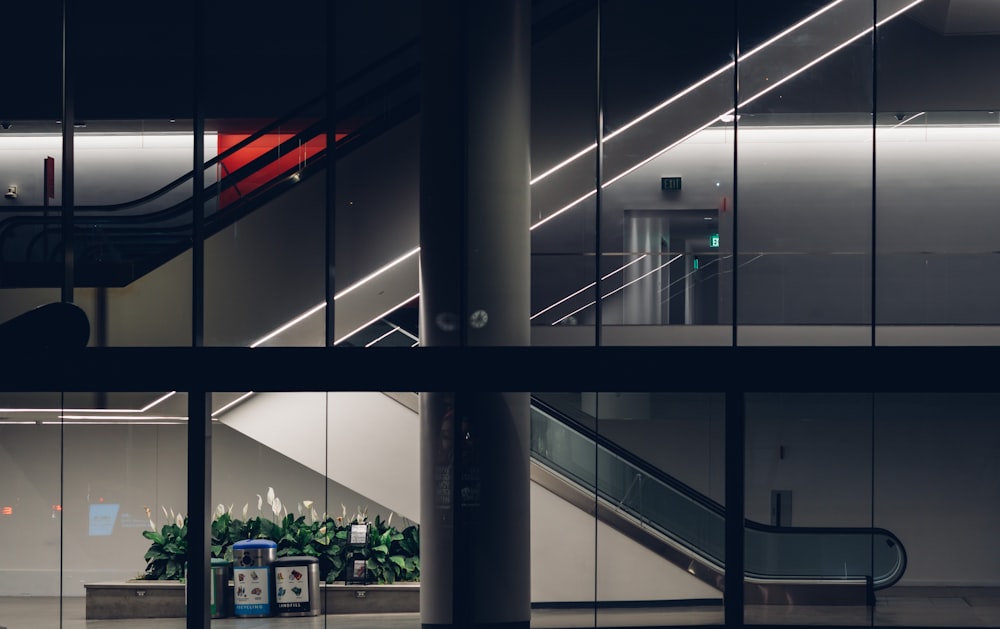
336,313 -> 907,591
529,397 -> 907,589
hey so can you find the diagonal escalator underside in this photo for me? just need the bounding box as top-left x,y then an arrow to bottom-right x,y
527,394 -> 906,606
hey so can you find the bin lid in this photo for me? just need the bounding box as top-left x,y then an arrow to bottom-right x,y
273,555 -> 319,565
212,558 -> 229,567
233,539 -> 277,550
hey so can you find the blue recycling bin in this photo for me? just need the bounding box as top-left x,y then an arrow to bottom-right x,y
232,539 -> 277,617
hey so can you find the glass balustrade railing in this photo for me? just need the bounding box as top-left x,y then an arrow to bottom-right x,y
337,315 -> 906,590
530,398 -> 907,590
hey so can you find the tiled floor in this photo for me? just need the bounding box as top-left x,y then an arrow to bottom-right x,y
4,588 -> 1000,628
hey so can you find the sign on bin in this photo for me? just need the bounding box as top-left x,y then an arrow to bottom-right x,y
232,539 -> 277,617
274,556 -> 320,617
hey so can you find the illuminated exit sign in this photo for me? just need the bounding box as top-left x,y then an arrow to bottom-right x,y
710,233 -> 720,248
660,176 -> 682,191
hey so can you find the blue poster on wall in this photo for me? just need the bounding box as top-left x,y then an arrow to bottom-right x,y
89,503 -> 119,536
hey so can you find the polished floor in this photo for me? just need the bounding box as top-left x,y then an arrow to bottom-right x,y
4,588 -> 1000,628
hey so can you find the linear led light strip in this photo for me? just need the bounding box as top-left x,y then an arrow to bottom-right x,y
0,391 -> 177,415
530,255 -> 648,320
892,112 -> 926,128
365,320 -> 420,348
531,0 -> 926,225
530,0 -> 925,318
553,254 -> 683,325
0,420 -> 190,425
529,0 -> 876,186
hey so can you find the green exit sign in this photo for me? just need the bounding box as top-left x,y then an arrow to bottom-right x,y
660,176 -> 682,191
710,233 -> 720,248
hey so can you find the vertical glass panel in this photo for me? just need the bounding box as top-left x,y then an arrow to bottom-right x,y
589,392 -> 726,626
531,392 -> 598,626
202,0 -> 330,347
736,0 -> 875,346
875,1 -> 1000,345
875,393 -> 1000,627
0,393 -> 62,626
0,0 -> 63,322
1,390 -> 197,623
210,390 -> 419,614
530,3 -> 599,347
598,1 -> 735,347
70,4 -> 194,346
204,98 -> 328,347
333,0 -> 421,348
745,393 -> 879,626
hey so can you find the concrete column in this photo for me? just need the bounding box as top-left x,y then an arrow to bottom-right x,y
419,1 -> 531,628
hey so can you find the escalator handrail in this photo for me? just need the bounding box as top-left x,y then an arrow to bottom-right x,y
15,90 -> 421,274
0,0 -> 587,222
0,0 -> 589,270
1,85 -> 423,265
0,37 -> 423,219
531,395 -> 908,588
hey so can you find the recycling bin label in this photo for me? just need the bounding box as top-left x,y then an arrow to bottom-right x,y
233,567 -> 271,616
275,565 -> 312,613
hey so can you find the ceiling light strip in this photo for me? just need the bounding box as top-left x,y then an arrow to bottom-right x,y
141,390 -> 177,412
336,293 -> 421,345
250,303 -> 326,348
532,0 -> 857,177
333,247 -> 420,301
892,112 -> 926,128
0,407 -> 138,413
212,391 -> 255,418
59,415 -> 188,420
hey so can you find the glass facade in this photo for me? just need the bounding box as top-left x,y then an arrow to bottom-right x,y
3,1 -> 1000,628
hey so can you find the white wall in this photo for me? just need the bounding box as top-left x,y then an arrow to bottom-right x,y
602,392 -> 1000,587
531,482 -> 720,603
219,391 -> 421,523
0,420 -> 383,596
0,133 -> 215,210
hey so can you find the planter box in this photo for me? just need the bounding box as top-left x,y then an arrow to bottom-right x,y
85,580 -> 419,619
86,581 -> 186,619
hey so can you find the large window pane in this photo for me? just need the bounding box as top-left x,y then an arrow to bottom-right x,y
589,392 -> 725,626
0,393 -> 63,626
736,0 -> 874,346
875,1 -> 1000,344
529,3 -> 599,346
874,393 -> 1000,627
0,391 -> 188,623
598,1 -> 734,346
70,3 -> 194,346
745,393 -> 876,626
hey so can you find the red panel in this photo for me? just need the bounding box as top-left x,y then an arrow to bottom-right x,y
216,131 -> 343,209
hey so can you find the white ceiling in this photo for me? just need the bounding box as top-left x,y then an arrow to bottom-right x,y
911,0 -> 1000,35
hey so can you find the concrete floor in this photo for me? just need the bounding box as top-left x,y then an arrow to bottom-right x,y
4,588 -> 1000,628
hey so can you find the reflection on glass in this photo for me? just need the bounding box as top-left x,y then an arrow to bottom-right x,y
874,393 -> 1000,627
0,392 -> 63,626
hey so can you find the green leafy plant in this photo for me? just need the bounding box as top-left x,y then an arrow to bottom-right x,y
210,511 -> 245,562
142,517 -> 188,580
363,514 -> 419,584
141,492 -> 419,585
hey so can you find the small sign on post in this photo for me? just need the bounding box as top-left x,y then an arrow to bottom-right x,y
345,523 -> 370,585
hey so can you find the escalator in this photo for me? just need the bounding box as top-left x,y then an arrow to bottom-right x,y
334,313 -> 907,606
530,395 -> 906,606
